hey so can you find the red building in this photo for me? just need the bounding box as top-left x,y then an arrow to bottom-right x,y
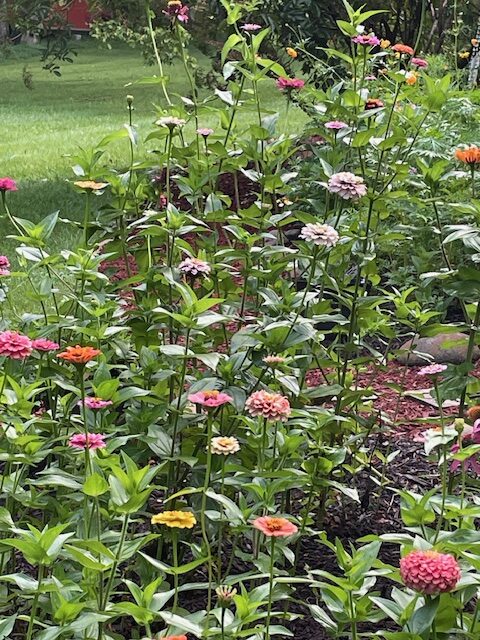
55,0 -> 92,31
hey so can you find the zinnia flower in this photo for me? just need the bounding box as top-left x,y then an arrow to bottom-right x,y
58,345 -> 101,364
245,390 -> 291,421
327,172 -> 367,200
32,338 -> 59,352
0,178 -> 17,192
163,636 -> 187,640
151,510 -> 196,529
276,77 -> 305,91
80,397 -> 113,410
210,436 -> 240,455
188,390 -> 233,408
411,57 -> 428,68
352,34 -> 380,47
216,585 -> 237,606
0,256 -> 10,276
392,43 -> 414,55
325,120 -> 348,130
0,331 -> 33,359
179,257 -> 211,277
365,98 -> 384,110
253,515 -> 298,537
299,223 -> 339,247
380,39 -> 391,49
472,38 -> 479,47
73,181 -> 108,191
155,116 -> 187,129
418,363 -> 447,376
455,146 -> 480,166
405,71 -> 418,85
68,433 -> 107,450
400,550 -> 461,595
459,51 -> 470,60
286,47 -> 298,58
466,405 -> 480,422
242,23 -> 261,32
197,128 -> 214,137
163,0 -> 189,23
263,355 -> 286,366
450,419 -> 480,474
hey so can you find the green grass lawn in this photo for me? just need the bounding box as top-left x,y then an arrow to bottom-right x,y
0,39 -> 306,237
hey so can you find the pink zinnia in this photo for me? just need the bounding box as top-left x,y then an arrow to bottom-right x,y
400,550 -> 461,595
0,178 -> 17,192
245,390 -> 291,421
242,23 -> 262,32
0,331 -> 33,359
352,34 -> 380,47
68,433 -> 107,450
276,77 -> 305,92
325,120 -> 348,130
179,257 -> 211,277
253,516 -> 298,538
81,397 -> 113,410
163,1 -> 189,23
0,256 -> 10,276
32,338 -> 60,352
327,172 -> 367,200
418,363 -> 447,376
197,128 -> 214,137
411,57 -> 428,68
188,390 -> 233,408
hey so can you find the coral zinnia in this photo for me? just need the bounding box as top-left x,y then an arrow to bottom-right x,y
245,390 -> 291,421
68,433 -> 107,450
392,43 -> 414,55
253,515 -> 298,537
188,390 -> 233,408
151,510 -> 196,529
455,146 -> 480,166
400,550 -> 461,595
58,345 -> 101,364
0,331 -> 33,359
163,636 -> 187,640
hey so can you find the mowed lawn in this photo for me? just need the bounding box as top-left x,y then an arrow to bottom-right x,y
0,39 -> 305,245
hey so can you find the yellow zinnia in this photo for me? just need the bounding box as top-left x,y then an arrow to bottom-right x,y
151,510 -> 197,529
286,47 -> 298,59
380,39 -> 391,49
74,180 -> 109,191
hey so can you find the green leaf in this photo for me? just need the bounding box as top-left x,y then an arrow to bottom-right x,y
83,473 -> 109,497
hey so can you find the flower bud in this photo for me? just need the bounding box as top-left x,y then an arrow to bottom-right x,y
454,418 -> 465,436
216,585 -> 237,607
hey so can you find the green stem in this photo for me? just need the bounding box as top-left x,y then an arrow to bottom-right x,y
145,0 -> 172,105
200,414 -> 214,621
459,301 -> 480,416
26,564 -> 44,640
265,536 -> 275,640
102,514 -> 129,610
172,530 -> 179,612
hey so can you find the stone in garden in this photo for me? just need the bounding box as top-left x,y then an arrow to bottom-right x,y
396,332 -> 480,366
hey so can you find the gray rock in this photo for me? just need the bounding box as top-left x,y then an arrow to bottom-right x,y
396,332 -> 480,366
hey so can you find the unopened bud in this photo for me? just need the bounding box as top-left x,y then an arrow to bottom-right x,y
126,94 -> 134,106
216,585 -> 237,607
454,418 -> 465,435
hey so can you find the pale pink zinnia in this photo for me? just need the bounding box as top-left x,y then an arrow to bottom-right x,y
352,34 -> 380,47
411,57 -> 428,68
253,515 -> 298,537
276,77 -> 305,91
299,223 -> 339,247
188,390 -> 233,408
179,257 -> 211,277
68,433 -> 107,450
242,23 -> 262,32
0,178 -> 17,192
32,338 -> 60,352
400,550 -> 461,595
418,363 -> 447,376
263,355 -> 286,366
197,128 -> 214,137
325,120 -> 348,130
0,256 -> 10,276
327,172 -> 367,200
0,331 -> 33,359
80,397 -> 113,410
245,390 -> 291,421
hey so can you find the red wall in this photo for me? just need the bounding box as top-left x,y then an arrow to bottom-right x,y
56,0 -> 92,31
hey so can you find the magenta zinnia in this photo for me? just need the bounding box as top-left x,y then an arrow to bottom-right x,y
352,34 -> 380,47
0,331 -> 33,359
80,397 -> 113,410
245,390 -> 291,421
276,77 -> 305,91
0,178 -> 17,192
68,433 -> 107,450
0,256 -> 10,276
400,550 -> 461,595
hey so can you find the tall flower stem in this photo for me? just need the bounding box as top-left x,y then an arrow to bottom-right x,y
265,536 -> 276,640
102,514 -> 130,610
82,191 -> 91,248
433,378 -> 448,544
145,1 -> 172,106
201,413 -> 214,621
176,22 -> 200,157
217,456 -> 227,581
172,530 -> 179,611
26,564 -> 44,640
459,302 -> 480,416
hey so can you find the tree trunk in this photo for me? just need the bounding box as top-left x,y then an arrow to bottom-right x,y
0,0 -> 8,44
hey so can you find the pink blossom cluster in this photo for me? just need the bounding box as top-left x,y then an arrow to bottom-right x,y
0,331 -> 33,359
0,256 -> 10,276
400,550 -> 461,595
352,34 -> 380,47
0,178 -> 17,192
276,77 -> 305,92
68,433 -> 107,450
245,390 -> 291,421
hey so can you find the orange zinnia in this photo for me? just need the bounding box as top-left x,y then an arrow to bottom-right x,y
392,43 -> 414,55
252,515 -> 298,537
58,345 -> 101,364
455,146 -> 480,166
